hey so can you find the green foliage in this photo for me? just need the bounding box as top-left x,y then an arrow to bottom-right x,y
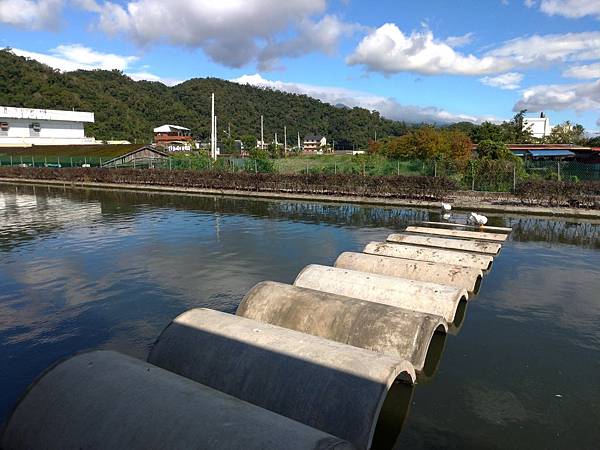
0,49 -> 406,148
544,121 -> 586,145
246,148 -> 274,172
476,140 -> 514,160
170,151 -> 211,170
372,127 -> 472,164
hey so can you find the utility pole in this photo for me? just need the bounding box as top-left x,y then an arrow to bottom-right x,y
374,130 -> 377,142
210,93 -> 216,159
260,115 -> 264,150
284,126 -> 287,157
275,133 -> 278,146
214,115 -> 218,158
297,132 -> 301,153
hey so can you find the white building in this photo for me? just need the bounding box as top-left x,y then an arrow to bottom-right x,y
0,106 -> 96,147
523,113 -> 551,139
303,135 -> 327,153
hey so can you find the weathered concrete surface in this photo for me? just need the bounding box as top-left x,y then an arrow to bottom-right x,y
421,221 -> 512,233
387,233 -> 501,255
364,241 -> 493,271
148,308 -> 414,450
405,226 -> 508,242
237,281 -> 448,374
293,265 -> 467,325
1,351 -> 353,450
335,252 -> 483,293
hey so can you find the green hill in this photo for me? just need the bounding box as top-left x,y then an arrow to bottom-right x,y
0,49 -> 409,148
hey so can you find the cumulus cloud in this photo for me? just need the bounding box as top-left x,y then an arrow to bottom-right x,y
10,45 -> 176,84
0,0 -> 63,29
513,79 -> 600,111
480,72 -> 523,90
346,24 -> 504,75
89,0 -> 354,69
537,0 -> 600,19
348,24 -> 600,76
12,44 -> 138,71
563,62 -> 600,79
232,73 -> 500,124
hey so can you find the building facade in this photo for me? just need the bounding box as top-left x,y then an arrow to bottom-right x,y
0,106 -> 96,147
153,124 -> 194,151
303,135 -> 327,153
523,113 -> 551,139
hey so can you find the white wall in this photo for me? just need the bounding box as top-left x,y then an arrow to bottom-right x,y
523,117 -> 550,138
0,118 -> 97,146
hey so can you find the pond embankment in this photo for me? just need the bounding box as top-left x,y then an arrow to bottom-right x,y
1,167 -> 599,220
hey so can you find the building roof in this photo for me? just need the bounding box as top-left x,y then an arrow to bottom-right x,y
304,135 -> 324,141
528,149 -> 575,157
0,106 -> 94,123
153,124 -> 190,133
102,146 -> 169,166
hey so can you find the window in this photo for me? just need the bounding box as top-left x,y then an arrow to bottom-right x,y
30,122 -> 41,132
0,121 -> 8,130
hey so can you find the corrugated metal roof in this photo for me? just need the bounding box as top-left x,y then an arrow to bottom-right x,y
528,150 -> 575,157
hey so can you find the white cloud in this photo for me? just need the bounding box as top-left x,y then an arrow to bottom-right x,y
480,72 -> 524,90
347,24 -> 504,75
348,24 -> 600,76
232,73 -> 500,124
444,32 -> 474,48
12,44 -> 138,71
538,0 -> 600,19
10,45 -> 182,85
90,0 -> 354,69
563,62 -> 600,79
513,79 -> 600,111
0,0 -> 63,29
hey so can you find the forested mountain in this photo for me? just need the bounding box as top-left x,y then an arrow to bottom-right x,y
0,49 -> 409,147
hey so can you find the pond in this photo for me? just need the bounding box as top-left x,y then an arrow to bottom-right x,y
1,183 -> 599,449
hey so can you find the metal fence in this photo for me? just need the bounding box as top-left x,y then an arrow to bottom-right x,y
1,154 -> 599,192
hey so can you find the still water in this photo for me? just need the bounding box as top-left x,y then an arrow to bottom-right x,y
1,183 -> 599,449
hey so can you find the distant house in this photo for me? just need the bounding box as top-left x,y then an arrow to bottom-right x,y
0,106 -> 96,147
303,135 -> 327,153
507,144 -> 600,162
102,146 -> 169,167
523,113 -> 551,139
153,124 -> 194,151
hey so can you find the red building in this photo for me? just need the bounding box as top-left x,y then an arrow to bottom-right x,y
153,124 -> 193,151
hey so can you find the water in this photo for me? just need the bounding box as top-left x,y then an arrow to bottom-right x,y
1,183 -> 599,449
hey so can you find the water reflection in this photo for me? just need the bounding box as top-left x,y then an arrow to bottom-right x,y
1,183 -> 599,449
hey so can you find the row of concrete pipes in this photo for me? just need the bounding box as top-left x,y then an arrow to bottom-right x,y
1,221 -> 511,450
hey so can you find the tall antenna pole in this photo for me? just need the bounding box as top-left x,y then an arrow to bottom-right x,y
284,126 -> 287,157
210,93 -> 215,159
260,115 -> 264,150
297,132 -> 301,153
214,115 -> 218,157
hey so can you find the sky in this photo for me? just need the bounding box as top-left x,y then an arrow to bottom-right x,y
1,0 -> 599,133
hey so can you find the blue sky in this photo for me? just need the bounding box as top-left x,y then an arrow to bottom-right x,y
1,0 -> 599,133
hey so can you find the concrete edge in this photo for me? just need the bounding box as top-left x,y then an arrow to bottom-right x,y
1,177 -> 600,221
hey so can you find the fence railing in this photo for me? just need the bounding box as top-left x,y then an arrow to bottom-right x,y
1,154 -> 599,192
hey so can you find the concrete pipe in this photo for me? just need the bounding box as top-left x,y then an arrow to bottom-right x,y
421,221 -> 512,233
237,281 -> 448,377
387,233 -> 501,255
1,351 -> 353,450
363,241 -> 493,271
148,308 -> 415,450
334,252 -> 483,293
294,265 -> 468,326
404,226 -> 508,242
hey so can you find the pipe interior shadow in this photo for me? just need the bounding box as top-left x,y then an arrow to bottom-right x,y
370,378 -> 414,450
417,327 -> 448,384
448,298 -> 468,335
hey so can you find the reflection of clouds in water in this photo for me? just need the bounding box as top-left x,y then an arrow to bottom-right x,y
478,242 -> 600,350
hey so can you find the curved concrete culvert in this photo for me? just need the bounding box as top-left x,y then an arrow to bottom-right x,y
1,351 -> 354,450
237,281 -> 448,377
363,241 -> 494,271
404,226 -> 508,242
293,265 -> 468,326
148,308 -> 415,450
386,233 -> 502,255
334,252 -> 483,294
